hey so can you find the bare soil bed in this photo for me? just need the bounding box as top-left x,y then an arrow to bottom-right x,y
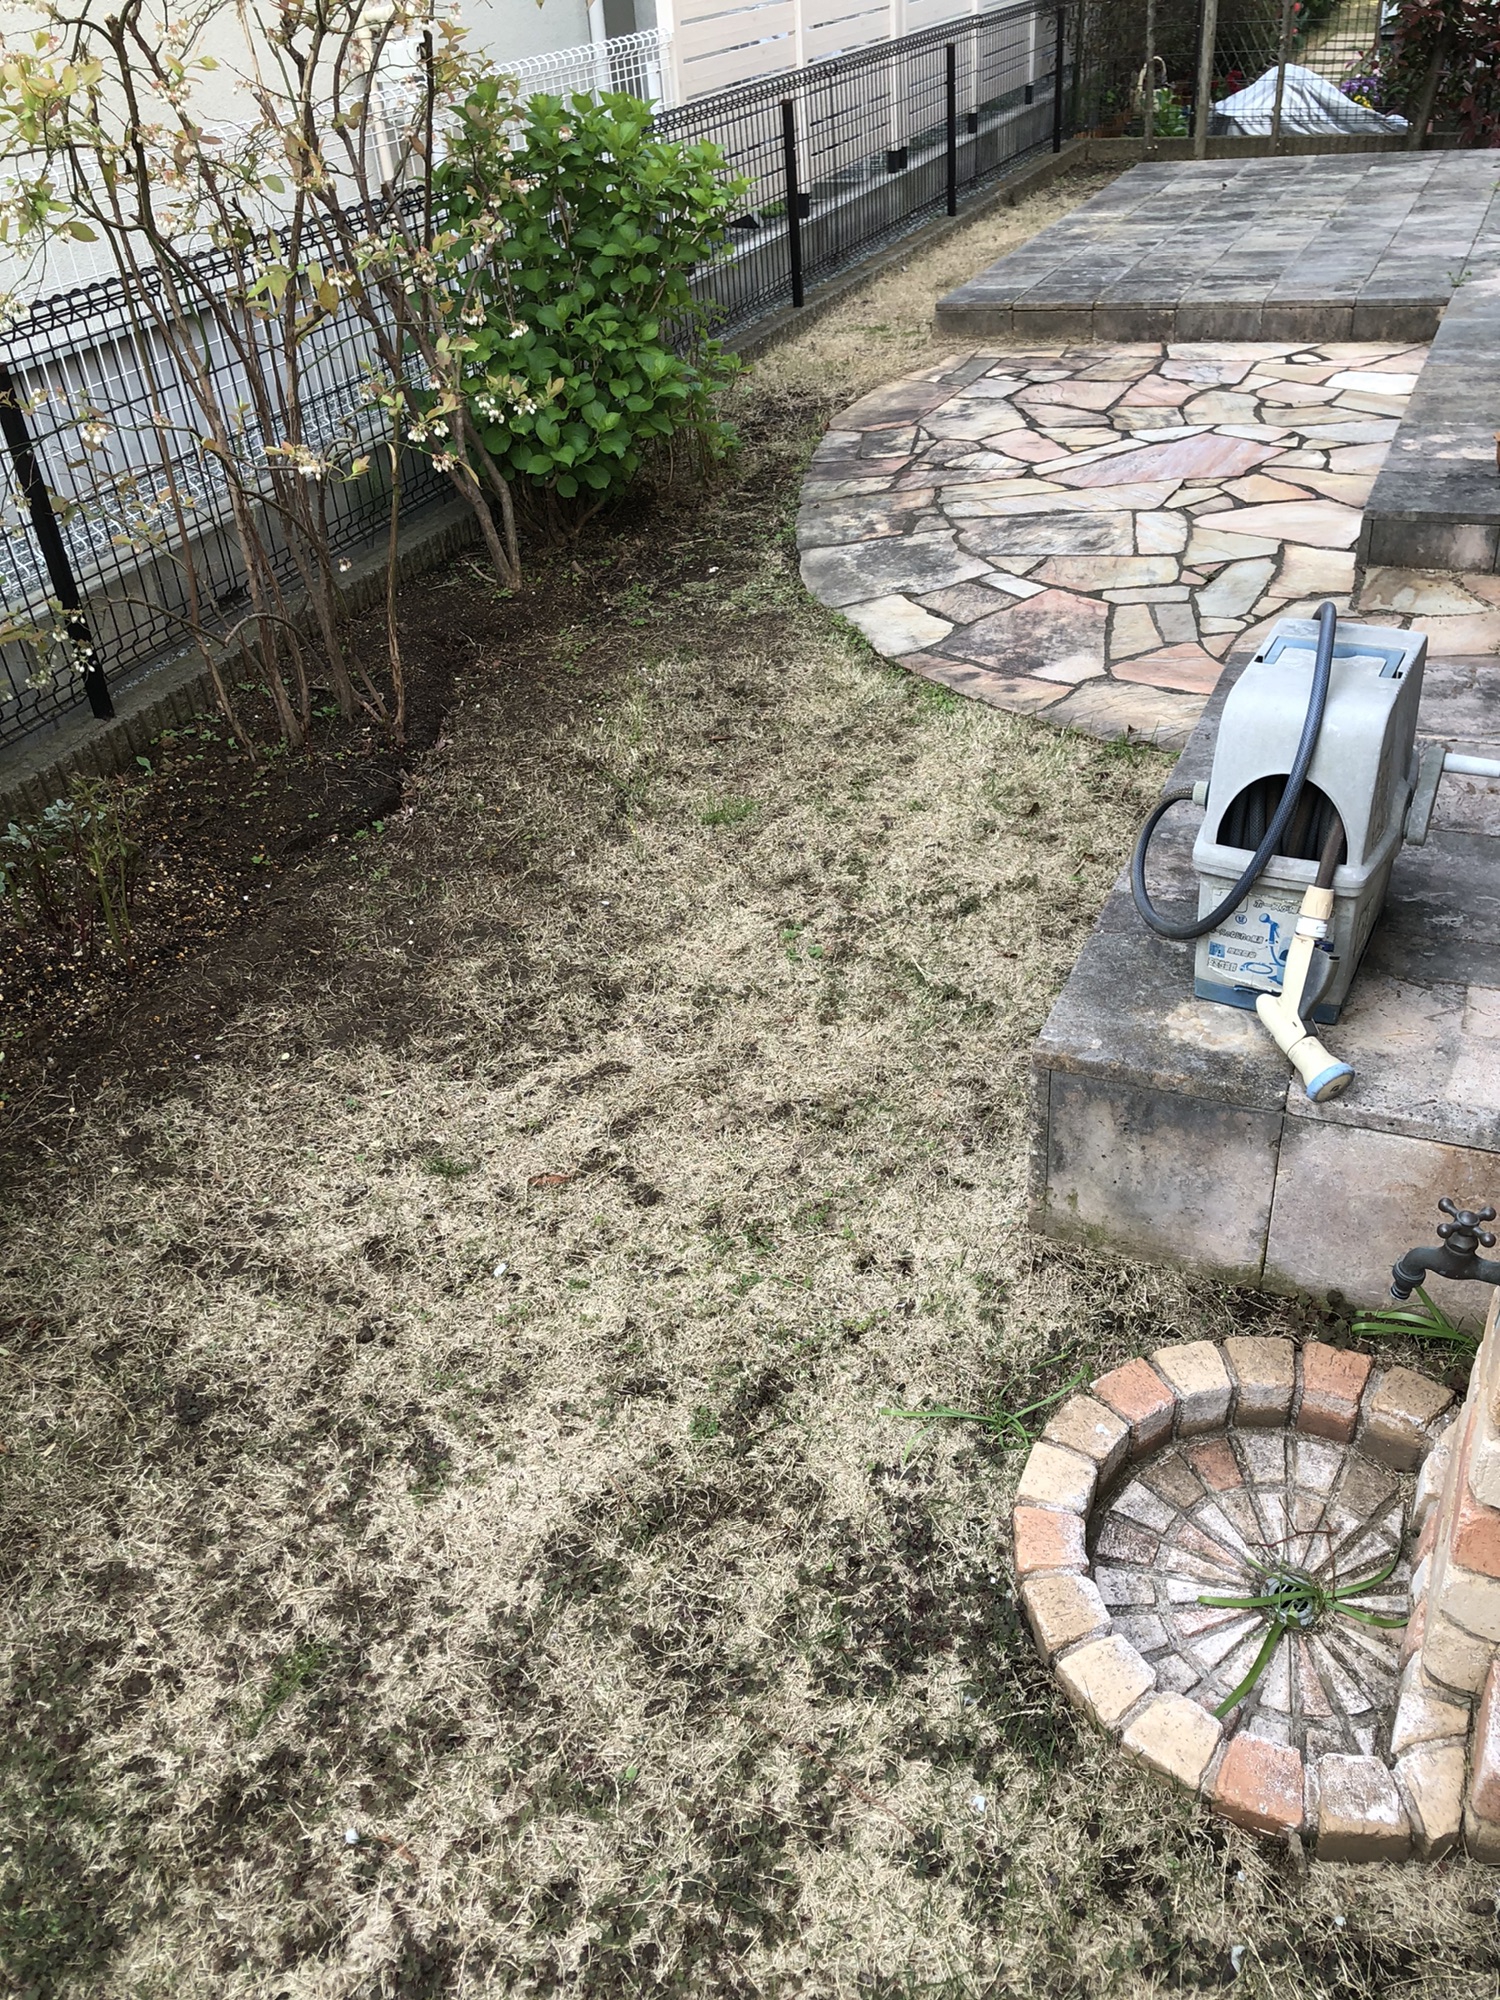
3,168 -> 1498,2000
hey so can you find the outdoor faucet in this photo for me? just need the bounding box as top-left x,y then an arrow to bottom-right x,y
1390,1197 -> 1500,1300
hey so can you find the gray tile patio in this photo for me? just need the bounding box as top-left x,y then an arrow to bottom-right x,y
936,156 -> 1500,344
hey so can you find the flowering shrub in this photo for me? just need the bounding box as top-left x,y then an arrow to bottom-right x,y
432,88 -> 745,532
1338,62 -> 1387,110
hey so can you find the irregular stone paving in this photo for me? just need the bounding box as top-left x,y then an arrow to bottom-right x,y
1094,1430 -> 1410,1759
798,339 -> 1500,746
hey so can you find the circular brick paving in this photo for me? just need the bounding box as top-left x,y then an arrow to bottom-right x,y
1092,1430 -> 1410,1759
1014,1337 -> 1464,1857
798,339 -> 1500,746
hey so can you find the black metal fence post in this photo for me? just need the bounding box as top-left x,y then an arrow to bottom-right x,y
780,99 -> 805,309
945,44 -> 958,216
1052,5 -> 1067,152
0,365 -> 112,720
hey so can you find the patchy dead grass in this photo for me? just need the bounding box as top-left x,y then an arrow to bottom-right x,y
742,165 -> 1120,405
3,167 -> 1499,2000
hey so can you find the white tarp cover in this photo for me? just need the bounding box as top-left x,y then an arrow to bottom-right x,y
1214,61 -> 1408,137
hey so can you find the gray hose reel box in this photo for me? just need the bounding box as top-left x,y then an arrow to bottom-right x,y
1191,616 -> 1427,1023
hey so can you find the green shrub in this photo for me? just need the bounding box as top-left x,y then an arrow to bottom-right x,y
0,777 -> 140,957
433,88 -> 746,532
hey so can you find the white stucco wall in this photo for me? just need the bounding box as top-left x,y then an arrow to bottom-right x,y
462,0 -> 596,62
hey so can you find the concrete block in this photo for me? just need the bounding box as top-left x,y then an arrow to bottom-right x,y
1095,1516 -> 1160,1564
1055,1634 -> 1156,1727
1468,1400 -> 1500,1512
1091,1358 -> 1176,1456
1121,1693 -> 1223,1789
1041,1394 -> 1130,1484
1467,1659 -> 1500,1858
1222,1337 -> 1295,1426
1314,1754 -> 1412,1862
1467,1658 -> 1500,1824
1350,302 -> 1442,343
1011,306 -> 1096,343
1012,1506 -> 1087,1576
1039,1070 -> 1280,1284
1212,1734 -> 1306,1836
1465,1801 -> 1500,1863
1414,1429 -> 1455,1534
1296,1342 -> 1372,1444
1260,303 -> 1353,342
1391,1655 -> 1471,1756
1090,304 -> 1175,342
1452,1477 -> 1500,1583
1397,1742 -> 1465,1859
1266,1119 -> 1500,1308
1185,1437 -> 1242,1492
1150,1342 -> 1232,1436
1362,517 -> 1500,573
1423,1606 -> 1494,1695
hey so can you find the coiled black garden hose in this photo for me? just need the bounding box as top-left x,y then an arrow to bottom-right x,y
1129,600 -> 1340,942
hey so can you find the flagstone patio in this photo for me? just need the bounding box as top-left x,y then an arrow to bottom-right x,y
798,339 -> 1500,747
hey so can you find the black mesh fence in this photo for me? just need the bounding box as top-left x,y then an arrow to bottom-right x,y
0,0 -> 1414,758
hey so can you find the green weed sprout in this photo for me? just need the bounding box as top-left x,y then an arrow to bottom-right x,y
1199,1548 -> 1406,1720
1350,1285 -> 1478,1359
885,1368 -> 1089,1454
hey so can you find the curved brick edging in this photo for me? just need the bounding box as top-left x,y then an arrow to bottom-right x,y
1013,1338 -> 1470,1860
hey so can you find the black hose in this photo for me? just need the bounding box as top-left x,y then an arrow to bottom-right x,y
1130,601 -> 1341,943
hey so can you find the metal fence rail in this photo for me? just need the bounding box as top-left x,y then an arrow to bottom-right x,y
657,0 -> 1080,335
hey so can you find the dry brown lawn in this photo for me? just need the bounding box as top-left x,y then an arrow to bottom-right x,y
3,167 -> 1499,2000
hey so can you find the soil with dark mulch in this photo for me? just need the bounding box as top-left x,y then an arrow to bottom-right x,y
0,399 -> 815,1138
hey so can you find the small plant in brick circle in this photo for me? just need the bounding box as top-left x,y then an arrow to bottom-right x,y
1198,1548 -> 1408,1721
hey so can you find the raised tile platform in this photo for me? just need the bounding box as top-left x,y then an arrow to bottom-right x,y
1030,646 -> 1500,1306
1360,273 -> 1500,574
936,155 -> 1500,345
